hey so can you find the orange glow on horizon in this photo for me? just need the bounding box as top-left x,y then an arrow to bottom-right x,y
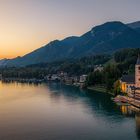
0,0 -> 139,59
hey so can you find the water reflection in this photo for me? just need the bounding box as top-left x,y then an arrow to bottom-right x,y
120,105 -> 135,117
118,104 -> 140,140
47,83 -> 122,116
47,83 -> 140,140
0,81 -> 139,140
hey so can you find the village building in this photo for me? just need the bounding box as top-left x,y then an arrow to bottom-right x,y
79,75 -> 87,83
45,74 -> 60,81
94,65 -> 104,72
135,56 -> 140,94
120,55 -> 140,94
63,77 -> 74,85
120,75 -> 135,93
51,74 -> 60,81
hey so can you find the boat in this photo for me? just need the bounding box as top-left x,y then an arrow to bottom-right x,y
113,95 -> 128,103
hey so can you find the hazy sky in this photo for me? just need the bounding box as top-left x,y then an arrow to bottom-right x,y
0,0 -> 140,59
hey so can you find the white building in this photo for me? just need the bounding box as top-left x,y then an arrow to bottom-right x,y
79,75 -> 87,83
94,65 -> 104,72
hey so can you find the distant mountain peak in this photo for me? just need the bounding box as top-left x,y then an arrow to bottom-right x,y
127,21 -> 140,29
92,21 -> 125,29
1,21 -> 140,67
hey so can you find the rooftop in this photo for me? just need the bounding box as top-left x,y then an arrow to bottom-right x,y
136,55 -> 140,65
120,75 -> 135,84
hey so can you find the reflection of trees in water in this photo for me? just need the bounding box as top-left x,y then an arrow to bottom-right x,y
46,82 -> 126,122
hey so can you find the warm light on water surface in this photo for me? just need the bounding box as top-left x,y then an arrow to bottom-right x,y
0,81 -> 139,140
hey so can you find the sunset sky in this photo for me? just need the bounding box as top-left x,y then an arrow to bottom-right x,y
0,0 -> 140,59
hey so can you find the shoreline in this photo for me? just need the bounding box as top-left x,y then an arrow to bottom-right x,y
87,86 -> 114,96
0,78 -> 115,96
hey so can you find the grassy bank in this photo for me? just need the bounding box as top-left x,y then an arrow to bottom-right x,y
87,86 -> 114,96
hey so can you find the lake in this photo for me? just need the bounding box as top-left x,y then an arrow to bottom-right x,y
0,81 -> 139,140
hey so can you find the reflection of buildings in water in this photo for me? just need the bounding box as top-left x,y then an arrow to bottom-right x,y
120,106 -> 140,139
135,113 -> 140,140
121,106 -> 140,140
130,106 -> 140,113
120,105 -> 135,117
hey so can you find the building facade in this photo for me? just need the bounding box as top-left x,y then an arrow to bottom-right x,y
120,55 -> 140,94
120,75 -> 135,93
135,56 -> 140,88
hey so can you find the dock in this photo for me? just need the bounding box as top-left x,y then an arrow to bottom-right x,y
114,95 -> 140,109
129,100 -> 140,108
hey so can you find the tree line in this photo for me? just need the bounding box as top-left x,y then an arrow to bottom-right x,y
0,48 -> 139,95
0,54 -> 110,78
86,48 -> 140,94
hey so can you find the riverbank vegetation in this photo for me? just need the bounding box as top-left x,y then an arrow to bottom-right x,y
86,48 -> 140,95
0,54 -> 110,78
0,48 -> 140,95
86,64 -> 121,95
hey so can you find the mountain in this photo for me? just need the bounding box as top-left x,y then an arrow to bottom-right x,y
127,21 -> 140,29
1,21 -> 140,67
127,21 -> 140,33
0,59 -> 10,67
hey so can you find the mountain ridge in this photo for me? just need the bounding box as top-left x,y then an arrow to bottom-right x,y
127,21 -> 140,29
1,21 -> 140,67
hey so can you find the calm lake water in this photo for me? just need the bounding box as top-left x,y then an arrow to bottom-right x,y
0,81 -> 140,140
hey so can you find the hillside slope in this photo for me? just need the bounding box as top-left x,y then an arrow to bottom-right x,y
1,21 -> 140,67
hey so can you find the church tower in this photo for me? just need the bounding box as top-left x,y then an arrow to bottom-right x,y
135,55 -> 140,87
